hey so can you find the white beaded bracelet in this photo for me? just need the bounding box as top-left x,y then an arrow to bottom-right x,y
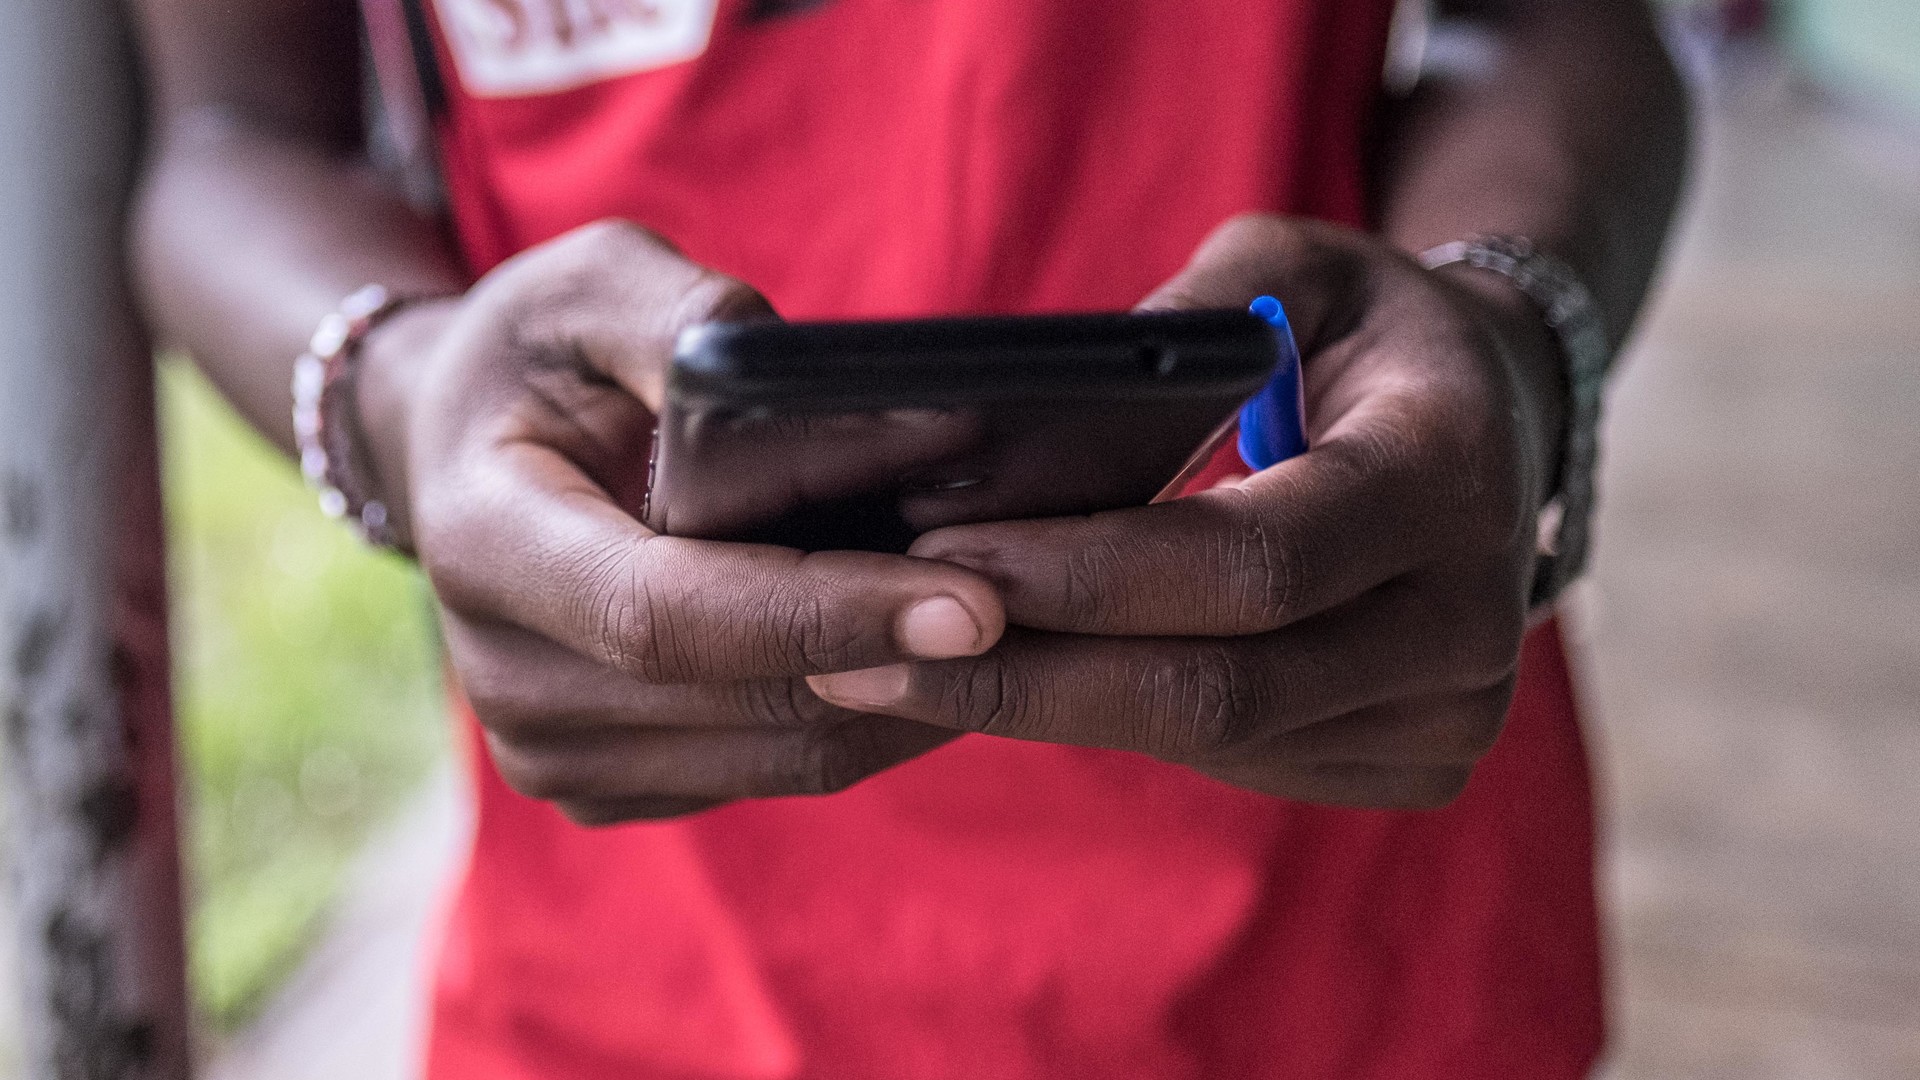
291,284 -> 425,550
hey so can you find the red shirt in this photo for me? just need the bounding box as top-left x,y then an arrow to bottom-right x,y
418,1 -> 1605,1076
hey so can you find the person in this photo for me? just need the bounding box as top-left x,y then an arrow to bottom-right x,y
129,0 -> 1687,1076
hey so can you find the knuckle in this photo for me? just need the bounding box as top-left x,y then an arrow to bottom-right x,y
1447,637 -> 1514,695
571,217 -> 650,252
1418,691 -> 1511,767
1455,679 -> 1518,760
1207,212 -> 1289,253
1451,710 -> 1507,764
446,629 -> 545,739
773,590 -> 869,674
493,224 -> 615,306
575,541 -> 686,684
485,736 -> 577,802
691,584 -> 849,679
461,672 -> 541,743
1443,597 -> 1528,692
482,219 -> 665,329
1127,649 -> 1270,759
1221,492 -> 1307,628
1164,647 -> 1267,755
671,269 -> 766,328
549,219 -> 667,278
1195,214 -> 1353,285
789,730 -> 864,797
1060,539 -> 1126,628
731,678 -> 841,728
944,659 -> 1032,739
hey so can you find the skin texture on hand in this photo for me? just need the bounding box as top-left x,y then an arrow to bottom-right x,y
809,215 -> 1562,810
370,221 -> 1009,824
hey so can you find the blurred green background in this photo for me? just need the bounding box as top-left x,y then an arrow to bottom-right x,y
160,359 -> 448,1029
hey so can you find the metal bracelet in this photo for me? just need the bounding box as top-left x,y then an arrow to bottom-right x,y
1420,236 -> 1612,609
290,283 -> 423,549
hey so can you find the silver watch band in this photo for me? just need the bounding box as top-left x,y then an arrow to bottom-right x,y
1420,236 -> 1612,609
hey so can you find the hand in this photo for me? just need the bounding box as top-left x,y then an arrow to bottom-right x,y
809,215 -> 1567,809
358,221 -> 1007,824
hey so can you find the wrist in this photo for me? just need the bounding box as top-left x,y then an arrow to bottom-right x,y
354,295 -> 462,554
1432,263 -> 1570,507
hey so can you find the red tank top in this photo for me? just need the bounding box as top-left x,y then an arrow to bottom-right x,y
415,2 -> 1605,1077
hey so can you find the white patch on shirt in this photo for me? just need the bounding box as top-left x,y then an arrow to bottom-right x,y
431,0 -> 720,98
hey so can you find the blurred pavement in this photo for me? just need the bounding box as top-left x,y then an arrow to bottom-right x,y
1579,67 -> 1920,1080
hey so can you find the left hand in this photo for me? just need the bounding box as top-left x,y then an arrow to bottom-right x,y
808,214 -> 1570,809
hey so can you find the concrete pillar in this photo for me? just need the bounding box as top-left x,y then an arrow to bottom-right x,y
0,0 -> 194,1076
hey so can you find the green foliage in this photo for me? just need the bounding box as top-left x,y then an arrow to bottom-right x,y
158,359 -> 448,1029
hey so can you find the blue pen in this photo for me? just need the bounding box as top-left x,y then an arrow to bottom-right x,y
1239,295 -> 1309,469
1152,296 -> 1308,502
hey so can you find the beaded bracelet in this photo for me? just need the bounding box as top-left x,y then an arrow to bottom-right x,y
291,284 -> 426,550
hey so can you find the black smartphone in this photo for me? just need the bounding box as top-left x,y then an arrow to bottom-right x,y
642,310 -> 1278,553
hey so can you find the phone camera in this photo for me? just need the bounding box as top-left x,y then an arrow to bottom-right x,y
1137,342 -> 1178,377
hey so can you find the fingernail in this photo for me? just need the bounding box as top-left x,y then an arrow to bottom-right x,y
897,596 -> 986,659
810,665 -> 913,711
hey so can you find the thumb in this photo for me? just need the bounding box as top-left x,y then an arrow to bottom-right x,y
1134,214 -> 1363,354
484,220 -> 780,415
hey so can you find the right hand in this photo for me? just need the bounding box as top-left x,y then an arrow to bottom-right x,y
355,221 -> 1007,824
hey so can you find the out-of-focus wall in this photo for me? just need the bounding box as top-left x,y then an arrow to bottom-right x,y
1785,1 -> 1920,111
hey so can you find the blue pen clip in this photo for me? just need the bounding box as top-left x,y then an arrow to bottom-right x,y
1239,295 -> 1308,470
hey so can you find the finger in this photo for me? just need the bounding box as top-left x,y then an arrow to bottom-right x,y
419,221 -> 1008,681
485,719 -> 957,807
909,427 -> 1444,637
421,438 -> 1007,683
445,614 -> 862,739
1199,682 -> 1517,770
810,632 -> 1289,760
941,213 -> 1526,638
807,585 -> 1522,759
914,269 -> 1536,637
